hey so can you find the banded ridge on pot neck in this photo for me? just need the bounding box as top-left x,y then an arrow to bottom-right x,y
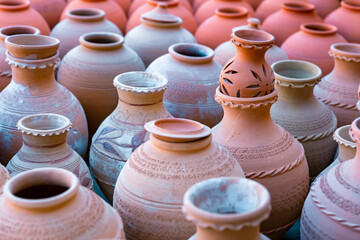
140,3 -> 182,28
215,7 -> 249,19
79,32 -> 124,50
300,22 -> 338,36
0,25 -> 40,42
0,0 -> 30,11
169,43 -> 214,64
281,1 -> 316,13
66,8 -> 106,22
341,0 -> 360,11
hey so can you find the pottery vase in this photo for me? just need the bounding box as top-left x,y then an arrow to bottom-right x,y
308,0 -> 339,19
89,71 -> 172,202
270,60 -> 337,182
183,177 -> 271,240
58,32 -> 144,139
255,0 -> 306,22
0,164 -> 9,195
0,0 -> 50,35
125,3 -> 196,67
0,35 -> 88,166
0,25 -> 40,92
51,8 -> 121,59
314,43 -> 360,127
0,168 -> 126,239
113,118 -> 245,240
147,43 -> 223,127
213,29 -> 309,239
30,0 -> 67,28
128,0 -> 192,17
7,113 -> 93,189
325,0 -> 360,43
300,117 -> 360,240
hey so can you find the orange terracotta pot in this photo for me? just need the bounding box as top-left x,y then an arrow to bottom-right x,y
113,118 -> 245,240
308,0 -> 339,18
0,0 -> 50,35
128,0 -> 192,16
0,164 -> 9,195
58,32 -> 145,139
127,0 -> 197,34
255,0 -> 306,22
146,43 -> 223,127
67,0 -> 131,13
325,0 -> 360,43
195,7 -> 249,49
281,23 -> 347,76
125,4 -> 196,67
61,0 -> 127,33
30,0 -> 66,29
0,168 -> 126,239
51,8 -> 121,59
193,0 -> 207,12
0,35 -> 89,166
261,2 -> 323,46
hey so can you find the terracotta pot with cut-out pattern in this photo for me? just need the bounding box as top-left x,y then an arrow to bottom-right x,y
30,0 -> 66,29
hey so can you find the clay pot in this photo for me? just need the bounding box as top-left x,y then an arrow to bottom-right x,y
90,71 -> 172,202
0,35 -> 88,166
183,177 -> 271,240
308,0 -> 339,18
113,118 -> 245,240
0,164 -> 9,195
325,0 -> 360,43
68,0 -> 131,13
128,0 -> 192,16
58,32 -> 145,139
195,0 -> 255,25
0,0 -> 50,35
0,168 -> 126,239
30,0 -> 67,29
262,2 -> 323,46
255,0 -> 306,22
300,117 -> 360,240
61,0 -> 127,33
245,0 -> 263,10
146,43 -> 223,127
125,3 -> 196,67
7,113 -> 93,189
270,60 -> 337,182
127,0 -> 197,34
0,25 -> 40,92
195,7 -> 249,49
51,8 -> 121,59
314,43 -> 360,127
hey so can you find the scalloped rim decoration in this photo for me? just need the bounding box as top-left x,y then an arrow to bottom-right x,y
333,125 -> 356,149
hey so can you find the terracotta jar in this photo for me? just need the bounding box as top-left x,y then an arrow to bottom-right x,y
127,0 -> 197,34
214,18 -> 288,67
0,164 -> 9,195
195,0 -> 255,25
270,60 -> 338,182
125,3 -> 196,67
146,43 -> 223,127
30,0 -> 67,28
58,32 -> 144,139
61,0 -> 127,33
195,7 -> 249,49
308,0 -> 339,19
90,71 -> 172,202
7,113 -> 93,189
325,0 -> 360,43
128,0 -> 192,16
314,43 -> 360,127
300,117 -> 360,240
0,35 -> 88,166
51,8 -> 121,59
212,29 -> 309,239
113,118 -> 245,240
0,168 -> 126,239
68,0 -> 131,13
0,25 -> 40,92
0,0 -> 50,35
255,0 -> 306,22
183,177 -> 271,240
261,2 -> 323,46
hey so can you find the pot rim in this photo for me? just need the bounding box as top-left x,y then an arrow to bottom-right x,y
301,22 -> 337,36
0,25 -> 40,41
215,7 -> 248,18
330,43 -> 360,60
281,1 -> 315,12
79,32 -> 124,50
341,0 -> 360,11
0,0 -> 29,11
66,8 -> 106,22
169,43 -> 214,64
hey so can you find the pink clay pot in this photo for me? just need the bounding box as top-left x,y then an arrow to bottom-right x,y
255,0 -> 306,22
307,0 -> 339,18
30,0 -> 66,28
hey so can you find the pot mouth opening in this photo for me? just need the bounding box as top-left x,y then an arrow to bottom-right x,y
272,60 -> 321,82
337,125 -> 354,143
80,32 -> 123,49
331,43 -> 360,59
169,43 -> 214,63
18,113 -> 71,134
233,29 -> 274,45
0,0 -> 29,10
301,23 -> 337,35
342,0 -> 360,10
15,184 -> 69,199
67,8 -> 105,20
282,2 -> 315,12
114,71 -> 168,91
0,25 -> 40,37
216,7 -> 248,17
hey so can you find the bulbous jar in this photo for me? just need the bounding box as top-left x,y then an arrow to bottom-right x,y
0,35 -> 88,166
325,0 -> 360,43
314,43 -> 360,127
90,71 -> 172,202
307,0 -> 339,19
0,0 -> 50,35
270,60 -> 337,182
183,177 -> 271,240
125,3 -> 196,67
7,113 -> 93,189
113,118 -> 244,240
261,2 -> 323,46
0,168 -> 126,239
300,117 -> 360,240
51,8 -> 121,59
30,0 -> 66,28
58,32 -> 145,139
0,25 -> 40,92
0,164 -> 9,195
195,7 -> 249,49
255,0 -> 307,22
128,0 -> 192,17
146,43 -> 223,127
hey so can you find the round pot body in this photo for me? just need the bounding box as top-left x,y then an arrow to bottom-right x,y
113,118 -> 245,240
58,32 -> 145,139
255,0 -> 307,22
308,0 -> 339,18
89,72 -> 172,203
67,0 -> 131,12
30,0 -> 66,28
0,164 -> 9,195
0,168 -> 126,239
146,43 -> 223,128
128,0 -> 192,16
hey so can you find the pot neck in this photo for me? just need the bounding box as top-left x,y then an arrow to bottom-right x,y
141,3 -> 182,28
80,32 -> 124,51
300,23 -> 338,37
66,8 -> 105,22
0,0 -> 30,11
215,7 -> 249,19
341,0 -> 360,12
281,2 -> 316,14
275,81 -> 317,102
150,134 -> 212,152
21,133 -> 68,154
